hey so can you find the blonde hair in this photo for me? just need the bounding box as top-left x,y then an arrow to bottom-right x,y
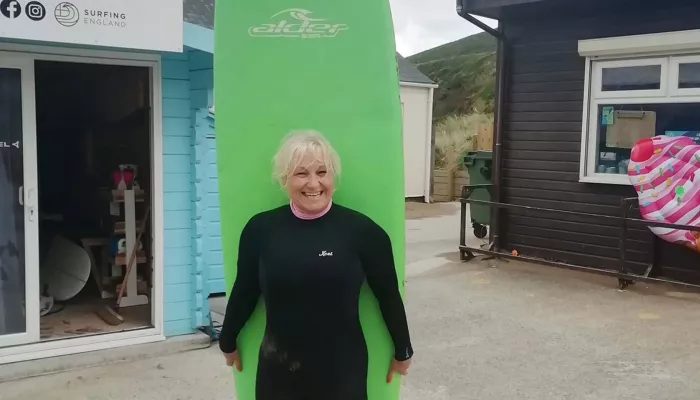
273,130 -> 341,186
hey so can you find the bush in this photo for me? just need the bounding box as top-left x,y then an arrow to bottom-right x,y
434,113 -> 493,172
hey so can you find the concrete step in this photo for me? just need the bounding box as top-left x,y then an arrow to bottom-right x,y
0,332 -> 211,383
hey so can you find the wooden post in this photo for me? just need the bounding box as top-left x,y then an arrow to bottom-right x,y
453,170 -> 469,199
432,170 -> 454,202
476,123 -> 494,151
118,189 -> 149,308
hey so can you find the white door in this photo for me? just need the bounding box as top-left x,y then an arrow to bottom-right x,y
0,54 -> 40,348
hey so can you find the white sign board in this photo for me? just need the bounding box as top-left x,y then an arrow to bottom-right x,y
0,0 -> 183,52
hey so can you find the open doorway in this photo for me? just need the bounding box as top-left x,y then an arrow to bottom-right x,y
34,60 -> 154,341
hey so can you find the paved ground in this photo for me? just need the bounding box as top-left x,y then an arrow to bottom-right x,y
4,202 -> 700,399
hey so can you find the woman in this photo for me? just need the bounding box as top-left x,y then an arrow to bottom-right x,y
219,130 -> 414,399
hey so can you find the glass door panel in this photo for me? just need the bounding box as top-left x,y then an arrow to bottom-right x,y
0,55 -> 39,348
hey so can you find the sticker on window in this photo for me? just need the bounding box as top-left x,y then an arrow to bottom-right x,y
601,107 -> 615,125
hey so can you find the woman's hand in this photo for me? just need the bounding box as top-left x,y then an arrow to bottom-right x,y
224,350 -> 242,372
386,357 -> 412,383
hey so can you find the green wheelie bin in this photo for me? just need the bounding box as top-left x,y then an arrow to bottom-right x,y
463,151 -> 493,239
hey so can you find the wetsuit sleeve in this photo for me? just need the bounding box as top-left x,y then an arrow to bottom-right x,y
358,220 -> 414,361
219,217 -> 262,354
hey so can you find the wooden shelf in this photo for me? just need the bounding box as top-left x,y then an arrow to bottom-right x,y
114,221 -> 145,235
111,188 -> 150,308
112,189 -> 146,203
113,250 -> 148,266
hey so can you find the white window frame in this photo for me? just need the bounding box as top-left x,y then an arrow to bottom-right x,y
592,57 -> 668,99
578,29 -> 700,185
669,54 -> 700,97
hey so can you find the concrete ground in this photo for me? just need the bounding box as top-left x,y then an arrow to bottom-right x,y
3,202 -> 700,399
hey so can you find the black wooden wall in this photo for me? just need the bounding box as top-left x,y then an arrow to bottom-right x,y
498,0 -> 700,283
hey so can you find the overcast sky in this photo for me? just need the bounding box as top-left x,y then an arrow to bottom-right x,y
389,0 -> 497,56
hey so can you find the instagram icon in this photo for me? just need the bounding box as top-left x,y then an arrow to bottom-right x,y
26,1 -> 45,21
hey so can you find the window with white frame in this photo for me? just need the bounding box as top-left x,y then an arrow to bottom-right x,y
579,30 -> 700,185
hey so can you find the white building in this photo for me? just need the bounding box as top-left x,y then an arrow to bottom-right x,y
397,54 -> 438,202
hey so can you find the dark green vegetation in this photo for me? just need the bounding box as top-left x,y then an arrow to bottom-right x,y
408,32 -> 497,122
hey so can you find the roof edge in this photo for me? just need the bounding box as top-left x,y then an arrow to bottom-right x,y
457,0 -> 548,19
183,22 -> 214,53
400,81 -> 439,89
396,53 -> 435,85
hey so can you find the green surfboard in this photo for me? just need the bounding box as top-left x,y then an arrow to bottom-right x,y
214,2 -> 406,399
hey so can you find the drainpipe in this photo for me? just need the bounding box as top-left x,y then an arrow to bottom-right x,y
456,4 -> 506,252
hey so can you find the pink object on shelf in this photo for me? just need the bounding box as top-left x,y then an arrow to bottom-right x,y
112,166 -> 135,189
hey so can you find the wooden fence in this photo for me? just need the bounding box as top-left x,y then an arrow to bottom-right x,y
431,122 -> 492,202
432,170 -> 469,202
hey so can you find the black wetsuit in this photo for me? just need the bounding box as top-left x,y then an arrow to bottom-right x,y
219,204 -> 413,400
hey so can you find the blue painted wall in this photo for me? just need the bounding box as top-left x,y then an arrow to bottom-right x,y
161,50 -> 196,336
188,49 -> 215,328
202,111 -> 225,295
179,50 -> 225,297
162,48 -> 215,335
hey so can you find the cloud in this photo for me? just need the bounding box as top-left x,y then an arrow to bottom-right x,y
389,0 -> 497,56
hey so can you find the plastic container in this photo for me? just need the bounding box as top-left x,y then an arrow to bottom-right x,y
463,151 -> 493,239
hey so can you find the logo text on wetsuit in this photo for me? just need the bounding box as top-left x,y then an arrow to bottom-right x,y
319,250 -> 333,257
248,8 -> 348,39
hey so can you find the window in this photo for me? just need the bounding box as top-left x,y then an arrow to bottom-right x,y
580,46 -> 700,184
600,63 -> 663,93
670,55 -> 700,95
678,62 -> 700,88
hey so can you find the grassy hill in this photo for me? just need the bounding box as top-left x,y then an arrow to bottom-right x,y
408,32 -> 497,170
408,32 -> 497,122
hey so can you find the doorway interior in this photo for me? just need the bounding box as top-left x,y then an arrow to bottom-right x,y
34,60 -> 154,342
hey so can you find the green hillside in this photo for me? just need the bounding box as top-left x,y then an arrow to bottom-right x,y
408,32 -> 497,170
409,32 -> 496,65
408,32 -> 497,122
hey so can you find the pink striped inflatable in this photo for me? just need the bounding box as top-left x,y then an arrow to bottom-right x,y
628,135 -> 700,253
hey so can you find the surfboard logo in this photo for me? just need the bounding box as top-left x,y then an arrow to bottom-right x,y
249,8 -> 349,38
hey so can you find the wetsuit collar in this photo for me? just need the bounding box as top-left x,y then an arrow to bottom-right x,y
290,199 -> 332,220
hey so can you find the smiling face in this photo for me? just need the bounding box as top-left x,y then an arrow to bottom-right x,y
285,149 -> 335,214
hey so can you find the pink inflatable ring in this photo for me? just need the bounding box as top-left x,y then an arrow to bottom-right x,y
628,135 -> 700,253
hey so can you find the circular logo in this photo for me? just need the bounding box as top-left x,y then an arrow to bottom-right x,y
54,2 -> 78,26
0,0 -> 22,19
26,1 -> 45,21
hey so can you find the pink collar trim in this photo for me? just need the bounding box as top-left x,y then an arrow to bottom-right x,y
290,200 -> 332,220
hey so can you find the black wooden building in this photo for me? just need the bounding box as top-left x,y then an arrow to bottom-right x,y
457,0 -> 700,284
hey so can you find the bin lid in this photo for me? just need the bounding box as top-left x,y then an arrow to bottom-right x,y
465,150 -> 493,160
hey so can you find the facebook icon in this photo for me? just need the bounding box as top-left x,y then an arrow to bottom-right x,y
0,0 -> 22,19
